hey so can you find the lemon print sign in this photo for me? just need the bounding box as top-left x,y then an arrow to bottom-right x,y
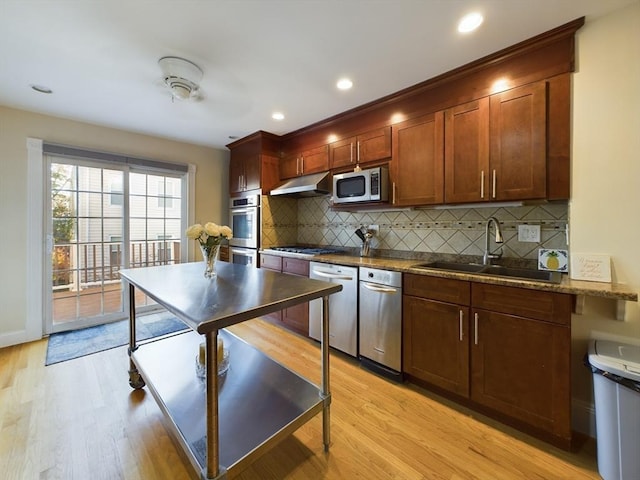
538,249 -> 568,272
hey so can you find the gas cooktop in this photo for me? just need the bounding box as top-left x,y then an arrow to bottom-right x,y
263,246 -> 344,256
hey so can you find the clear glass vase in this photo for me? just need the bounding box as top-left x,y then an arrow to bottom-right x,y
200,243 -> 221,279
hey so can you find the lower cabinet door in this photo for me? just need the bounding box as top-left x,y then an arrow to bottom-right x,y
282,302 -> 308,336
403,295 -> 470,396
470,309 -> 571,440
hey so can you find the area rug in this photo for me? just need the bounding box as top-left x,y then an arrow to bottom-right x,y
45,313 -> 188,365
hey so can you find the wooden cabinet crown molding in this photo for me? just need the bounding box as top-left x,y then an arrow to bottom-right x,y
279,17 -> 583,149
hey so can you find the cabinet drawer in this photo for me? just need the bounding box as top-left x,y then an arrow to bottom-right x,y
282,258 -> 309,277
404,274 -> 470,305
260,254 -> 282,271
472,283 -> 571,325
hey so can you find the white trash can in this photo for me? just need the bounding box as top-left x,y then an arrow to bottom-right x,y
587,339 -> 640,480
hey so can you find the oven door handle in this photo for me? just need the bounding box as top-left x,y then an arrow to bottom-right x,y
230,248 -> 252,255
312,270 -> 353,281
230,208 -> 255,215
361,282 -> 397,293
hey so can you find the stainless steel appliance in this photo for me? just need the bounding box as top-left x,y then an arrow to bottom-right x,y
332,166 -> 389,204
270,172 -> 331,197
309,262 -> 358,357
229,195 -> 260,250
359,266 -> 403,380
228,246 -> 257,267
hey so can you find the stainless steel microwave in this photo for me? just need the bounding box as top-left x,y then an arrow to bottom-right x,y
332,166 -> 389,204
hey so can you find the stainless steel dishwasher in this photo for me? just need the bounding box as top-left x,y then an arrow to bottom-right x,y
309,262 -> 358,357
359,266 -> 403,381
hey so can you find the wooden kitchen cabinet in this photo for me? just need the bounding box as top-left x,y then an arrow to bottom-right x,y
280,145 -> 329,180
330,126 -> 391,170
403,274 -> 572,447
227,131 -> 281,195
489,82 -> 547,200
471,282 -> 572,445
259,254 -> 283,323
403,275 -> 471,396
281,258 -> 310,334
391,112 -> 444,206
258,254 -> 310,335
444,81 -> 547,204
444,98 -> 490,204
470,309 -> 571,442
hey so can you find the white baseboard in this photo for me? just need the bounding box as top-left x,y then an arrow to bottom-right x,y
0,329 -> 42,349
572,397 -> 596,438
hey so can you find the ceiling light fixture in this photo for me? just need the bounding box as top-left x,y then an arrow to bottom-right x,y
337,78 -> 353,90
272,112 -> 285,121
158,56 -> 203,101
458,12 -> 483,33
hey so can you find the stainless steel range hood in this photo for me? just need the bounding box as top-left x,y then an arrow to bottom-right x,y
269,171 -> 330,197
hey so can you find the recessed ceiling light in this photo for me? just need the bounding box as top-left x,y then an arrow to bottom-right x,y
30,84 -> 53,94
458,12 -> 483,33
337,78 -> 353,90
272,112 -> 285,121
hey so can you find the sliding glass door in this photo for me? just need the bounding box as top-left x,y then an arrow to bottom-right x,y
46,156 -> 186,333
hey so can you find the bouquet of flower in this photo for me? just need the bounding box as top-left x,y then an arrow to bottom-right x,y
186,222 -> 233,278
186,222 -> 233,247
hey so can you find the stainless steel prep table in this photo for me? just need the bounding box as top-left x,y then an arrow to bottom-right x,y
119,262 -> 342,480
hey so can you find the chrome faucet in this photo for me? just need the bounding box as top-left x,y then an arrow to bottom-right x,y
483,217 -> 504,265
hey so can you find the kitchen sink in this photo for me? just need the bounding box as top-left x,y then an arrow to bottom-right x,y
414,261 -> 486,273
479,265 -> 561,283
414,262 -> 562,283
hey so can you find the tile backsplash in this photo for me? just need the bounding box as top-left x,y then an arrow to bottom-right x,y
262,195 -> 568,262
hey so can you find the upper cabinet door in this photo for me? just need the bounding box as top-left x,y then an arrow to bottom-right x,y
330,138 -> 356,170
330,127 -> 392,170
280,145 -> 329,179
444,98 -> 490,204
356,126 -> 391,165
229,156 -> 245,194
279,154 -> 300,180
490,82 -> 547,201
392,112 -> 444,206
243,156 -> 262,192
300,145 -> 329,175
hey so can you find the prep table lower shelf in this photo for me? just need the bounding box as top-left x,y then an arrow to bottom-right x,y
131,329 -> 326,475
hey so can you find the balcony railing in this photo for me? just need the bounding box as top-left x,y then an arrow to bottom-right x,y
52,240 -> 181,290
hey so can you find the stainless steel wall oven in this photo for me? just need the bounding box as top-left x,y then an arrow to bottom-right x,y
228,194 -> 260,267
229,195 -> 260,249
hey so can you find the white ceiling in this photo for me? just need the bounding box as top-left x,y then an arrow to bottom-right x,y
0,0 -> 634,149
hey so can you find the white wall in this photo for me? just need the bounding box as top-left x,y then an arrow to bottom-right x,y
570,1 -> 640,434
0,106 -> 229,347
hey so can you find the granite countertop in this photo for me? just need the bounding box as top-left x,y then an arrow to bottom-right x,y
263,251 -> 638,302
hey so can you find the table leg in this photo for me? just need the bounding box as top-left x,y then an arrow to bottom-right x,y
205,330 -> 220,479
127,282 -> 145,389
321,295 -> 331,452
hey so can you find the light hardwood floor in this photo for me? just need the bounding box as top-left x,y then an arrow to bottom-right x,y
0,319 -> 600,479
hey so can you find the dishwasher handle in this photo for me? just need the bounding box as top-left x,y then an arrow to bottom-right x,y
361,282 -> 398,294
312,269 -> 354,281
